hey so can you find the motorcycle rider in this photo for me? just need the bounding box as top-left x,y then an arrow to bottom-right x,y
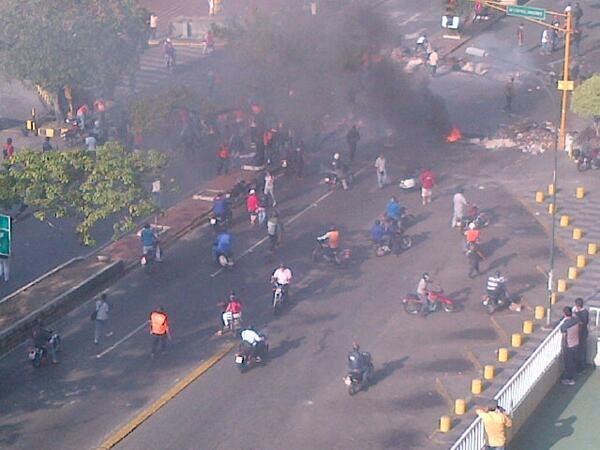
318,225 -> 341,260
486,271 -> 509,306
240,326 -> 267,362
141,223 -> 162,262
31,319 -> 58,364
347,341 -> 371,383
212,194 -> 231,224
417,272 -> 434,316
385,196 -> 405,226
220,291 -> 243,334
330,153 -> 349,189
213,230 -> 233,262
371,219 -> 387,246
271,262 -> 292,297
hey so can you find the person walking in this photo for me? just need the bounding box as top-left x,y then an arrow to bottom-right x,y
216,142 -> 231,175
149,13 -> 158,40
346,125 -> 360,162
452,189 -> 468,228
573,2 -> 583,28
42,137 -> 53,152
466,242 -> 485,279
149,306 -> 170,358
541,29 -> 551,55
264,171 -> 276,206
572,28 -> 582,57
294,144 -> 305,179
0,253 -> 10,282
516,23 -> 524,48
560,306 -> 581,385
266,210 -> 283,252
427,49 -> 439,76
374,153 -> 387,189
475,399 -> 512,450
573,297 -> 589,372
419,168 -> 435,205
3,138 -> 14,160
246,189 -> 260,225
92,293 -> 113,344
503,77 -> 515,113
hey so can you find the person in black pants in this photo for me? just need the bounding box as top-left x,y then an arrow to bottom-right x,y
573,297 -> 589,372
560,306 -> 581,385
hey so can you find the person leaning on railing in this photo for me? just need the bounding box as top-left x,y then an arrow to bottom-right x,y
475,399 -> 512,450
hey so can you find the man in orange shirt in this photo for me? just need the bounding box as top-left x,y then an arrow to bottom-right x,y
149,306 -> 171,358
464,222 -> 481,244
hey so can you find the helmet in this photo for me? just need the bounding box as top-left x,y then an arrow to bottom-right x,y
143,223 -> 151,229
375,219 -> 381,226
333,153 -> 340,160
278,262 -> 285,268
390,196 -> 397,202
249,189 -> 255,195
495,271 -> 502,278
166,38 -> 172,43
422,272 -> 431,281
329,225 -> 336,232
352,341 -> 360,352
468,222 -> 476,230
229,290 -> 236,299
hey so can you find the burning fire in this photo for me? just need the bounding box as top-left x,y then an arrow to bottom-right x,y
446,126 -> 462,143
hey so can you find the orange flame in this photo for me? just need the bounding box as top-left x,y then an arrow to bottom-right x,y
446,126 -> 462,143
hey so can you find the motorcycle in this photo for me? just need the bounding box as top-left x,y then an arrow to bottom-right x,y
235,340 -> 269,373
344,353 -> 374,396
482,291 -> 511,314
374,232 -> 412,256
323,171 -> 353,190
61,117 -> 83,147
574,148 -> 600,171
208,211 -> 231,232
312,238 -> 351,267
222,311 -> 242,335
460,204 -> 490,231
402,287 -> 457,315
217,252 -> 234,269
272,283 -> 287,315
28,332 -> 61,368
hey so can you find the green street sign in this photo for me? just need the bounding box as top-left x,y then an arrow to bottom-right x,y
0,214 -> 11,257
507,5 -> 546,20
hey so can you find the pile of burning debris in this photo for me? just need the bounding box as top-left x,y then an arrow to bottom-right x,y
468,120 -> 557,154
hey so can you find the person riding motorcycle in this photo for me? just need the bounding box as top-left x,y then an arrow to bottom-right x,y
271,263 -> 292,295
330,153 -> 350,189
417,272 -> 434,316
31,319 -> 58,363
486,271 -> 509,306
347,341 -> 372,383
318,225 -> 341,259
221,291 -> 243,333
212,194 -> 231,223
385,196 -> 405,225
240,327 -> 267,362
141,223 -> 162,261
212,231 -> 233,261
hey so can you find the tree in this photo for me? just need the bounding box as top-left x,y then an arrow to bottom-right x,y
572,75 -> 600,135
0,144 -> 168,245
0,0 -> 148,120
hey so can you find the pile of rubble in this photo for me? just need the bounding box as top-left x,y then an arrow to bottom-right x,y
468,120 -> 557,155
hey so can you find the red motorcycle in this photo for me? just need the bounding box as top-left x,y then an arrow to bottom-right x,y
402,286 -> 457,315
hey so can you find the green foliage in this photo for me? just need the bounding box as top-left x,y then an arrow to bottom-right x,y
0,143 -> 168,245
572,75 -> 600,119
0,0 -> 148,100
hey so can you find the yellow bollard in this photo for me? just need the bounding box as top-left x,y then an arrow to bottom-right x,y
576,187 -> 585,199
512,333 -> 523,348
551,293 -> 558,305
484,365 -> 495,380
523,320 -> 534,335
455,399 -> 466,415
535,191 -> 545,203
548,184 -> 556,195
577,255 -> 586,268
588,243 -> 598,255
471,379 -> 483,394
535,305 -> 545,320
557,279 -> 567,292
548,203 -> 556,214
568,267 -> 578,280
573,228 -> 583,240
498,347 -> 509,362
560,215 -> 570,227
440,416 -> 452,433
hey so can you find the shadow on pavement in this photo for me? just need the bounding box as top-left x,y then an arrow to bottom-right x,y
269,336 -> 305,360
370,356 -> 409,387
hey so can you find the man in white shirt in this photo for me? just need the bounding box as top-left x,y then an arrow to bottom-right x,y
374,153 -> 386,189
240,327 -> 267,361
272,263 -> 292,286
452,188 -> 468,228
85,134 -> 97,152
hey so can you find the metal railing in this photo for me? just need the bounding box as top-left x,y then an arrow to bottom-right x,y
450,320 -> 564,450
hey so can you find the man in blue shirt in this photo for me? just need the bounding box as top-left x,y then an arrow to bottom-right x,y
140,223 -> 162,261
212,194 -> 231,222
213,231 -> 233,261
370,220 -> 386,244
385,196 -> 405,224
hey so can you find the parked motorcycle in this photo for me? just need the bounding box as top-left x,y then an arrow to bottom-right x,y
28,332 -> 61,368
344,353 -> 374,396
402,287 -> 457,315
312,239 -> 351,268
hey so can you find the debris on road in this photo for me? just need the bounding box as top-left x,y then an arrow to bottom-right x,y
475,120 -> 557,154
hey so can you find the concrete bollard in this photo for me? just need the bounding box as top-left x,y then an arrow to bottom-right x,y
483,365 -> 495,380
548,184 -> 556,195
523,320 -> 534,335
535,191 -> 545,203
551,293 -> 558,304
557,279 -> 567,292
576,187 -> 585,199
560,215 -> 570,227
568,267 -> 578,280
548,203 -> 556,214
588,243 -> 598,255
455,399 -> 466,415
471,378 -> 483,394
577,255 -> 587,268
573,228 -> 583,240
498,347 -> 509,362
535,305 -> 545,320
440,416 -> 452,432
512,333 -> 523,348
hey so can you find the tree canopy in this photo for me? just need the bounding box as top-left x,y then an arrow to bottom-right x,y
572,75 -> 600,119
0,144 -> 168,245
0,0 -> 148,115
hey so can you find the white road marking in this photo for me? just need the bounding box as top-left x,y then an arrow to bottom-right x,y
95,322 -> 147,358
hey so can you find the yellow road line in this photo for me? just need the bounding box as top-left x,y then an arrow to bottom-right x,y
99,342 -> 236,449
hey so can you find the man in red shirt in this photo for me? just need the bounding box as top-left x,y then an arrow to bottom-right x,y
419,168 -> 435,205
217,142 -> 230,175
3,138 -> 14,160
219,291 -> 243,334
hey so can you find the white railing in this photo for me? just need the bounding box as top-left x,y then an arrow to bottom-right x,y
450,320 -> 564,450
